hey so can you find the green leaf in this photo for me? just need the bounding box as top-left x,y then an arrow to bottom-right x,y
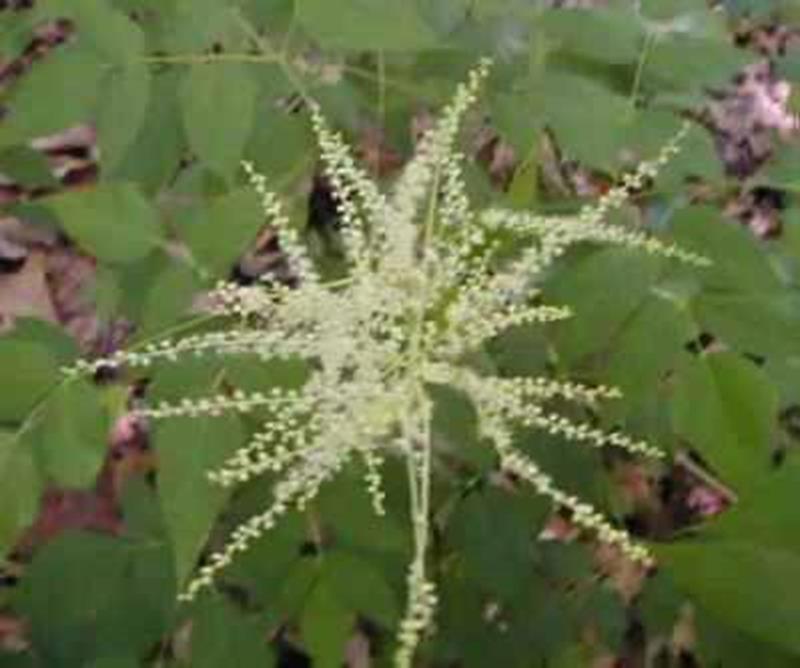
31,379 -> 109,488
539,8 -> 644,64
179,187 -> 263,277
693,292 -> 800,358
180,64 -> 258,180
447,487 -> 546,605
670,352 -> 777,493
297,0 -> 438,51
154,413 -> 245,587
97,64 -> 152,175
300,578 -> 355,668
86,659 -> 139,668
708,460 -> 800,554
545,247 -> 661,367
159,0 -> 237,53
35,0 -> 146,64
245,107 -> 315,180
190,596 -> 275,668
0,431 -> 41,557
318,474 -> 408,554
321,550 -> 399,626
659,539 -> 800,657
113,69 -> 186,194
0,339 -> 60,423
435,552 -> 568,667
602,294 -> 693,417
2,0 -> 146,146
758,145 -> 800,193
644,36 -> 753,92
138,261 -> 201,336
225,512 -> 306,608
0,11 -> 37,63
430,383 -> 491,471
695,607 -> 799,668
0,146 -> 59,188
43,183 -> 164,264
0,44 -> 104,145
669,206 -> 783,294
15,532 -> 174,666
627,110 -> 724,189
530,72 -> 633,169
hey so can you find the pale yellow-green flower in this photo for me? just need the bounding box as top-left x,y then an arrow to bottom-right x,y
67,59 -> 704,667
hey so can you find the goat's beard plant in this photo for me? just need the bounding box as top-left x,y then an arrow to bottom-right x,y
71,60 -> 706,666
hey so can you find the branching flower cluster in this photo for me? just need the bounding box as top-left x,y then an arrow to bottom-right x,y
68,59 -> 705,666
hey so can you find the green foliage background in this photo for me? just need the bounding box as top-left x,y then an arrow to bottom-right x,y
1,0 -> 800,665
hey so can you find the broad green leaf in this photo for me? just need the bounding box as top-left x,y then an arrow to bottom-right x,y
708,461 -> 800,554
276,556 -> 319,619
0,44 -> 104,145
180,64 -> 258,180
15,532 -> 174,665
159,0 -> 237,53
225,512 -> 306,608
114,69 -> 186,193
120,475 -> 169,541
300,578 -> 355,668
550,645 -> 589,668
0,11 -> 36,63
154,413 -> 245,587
430,383 -> 492,470
238,0 -> 295,32
602,294 -> 693,417
644,36 -> 753,92
545,247 -> 661,367
435,555 -> 568,667
190,596 -> 275,668
244,107 -> 315,180
486,322 -> 549,378
0,652 -> 38,668
625,110 -> 724,188
321,550 -> 399,626
759,145 -> 800,193
447,487 -> 547,605
86,659 -> 139,668
0,146 -> 59,188
31,379 -> 109,488
571,585 -> 626,650
531,72 -> 633,169
179,187 -> 263,277
43,183 -> 164,264
670,352 -> 777,493
2,1 -> 146,145
0,339 -> 59,423
519,428 -> 606,507
491,92 -> 543,156
642,569 -> 798,668
138,262 -> 201,336
35,0 -> 146,64
639,0 -> 725,28
297,0 -> 438,51
539,8 -> 644,64
659,539 -> 800,656
777,51 -> 800,86
0,431 -> 41,557
1,318 -> 79,365
695,607 -> 799,668
669,206 -> 783,294
693,292 -> 800,358
97,64 -> 152,175
318,474 -> 408,554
